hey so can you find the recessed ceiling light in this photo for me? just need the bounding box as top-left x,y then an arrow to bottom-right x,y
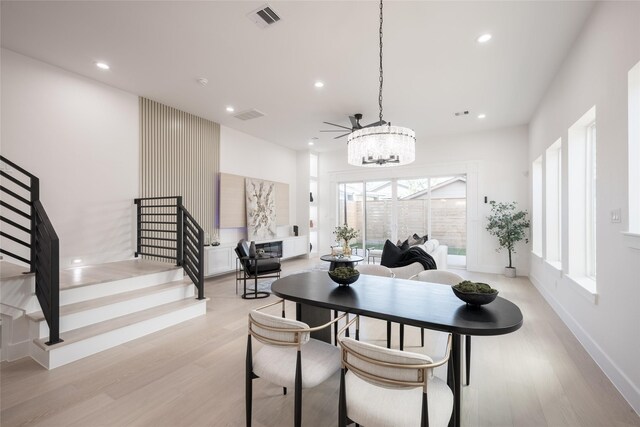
477,114 -> 486,119
308,141 -> 314,146
95,62 -> 110,70
226,106 -> 235,113
72,258 -> 82,264
314,81 -> 324,88
477,34 -> 492,43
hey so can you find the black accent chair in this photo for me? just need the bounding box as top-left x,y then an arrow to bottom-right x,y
235,239 -> 281,299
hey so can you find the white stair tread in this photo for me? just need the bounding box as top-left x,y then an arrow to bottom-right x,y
58,259 -> 182,290
27,278 -> 195,322
0,260 -> 33,280
34,298 -> 208,350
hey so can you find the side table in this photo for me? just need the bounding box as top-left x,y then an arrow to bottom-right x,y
319,254 -> 364,271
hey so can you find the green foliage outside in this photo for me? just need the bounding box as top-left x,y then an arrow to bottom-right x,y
448,247 -> 466,255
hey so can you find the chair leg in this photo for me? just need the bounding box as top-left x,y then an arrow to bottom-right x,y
334,310 -> 339,346
400,324 -> 405,351
295,350 -> 302,427
421,328 -> 425,347
339,368 -> 347,427
420,392 -> 429,427
446,353 -> 455,427
466,335 -> 471,386
386,321 -> 392,349
246,335 -> 253,427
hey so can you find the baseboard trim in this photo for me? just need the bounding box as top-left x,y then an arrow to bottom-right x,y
529,274 -> 640,416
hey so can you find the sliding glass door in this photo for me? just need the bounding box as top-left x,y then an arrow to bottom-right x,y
338,182 -> 364,252
365,181 -> 393,250
337,175 -> 466,267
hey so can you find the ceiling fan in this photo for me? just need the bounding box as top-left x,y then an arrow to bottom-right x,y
320,113 -> 387,139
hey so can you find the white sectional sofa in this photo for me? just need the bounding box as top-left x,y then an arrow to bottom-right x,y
389,239 -> 448,279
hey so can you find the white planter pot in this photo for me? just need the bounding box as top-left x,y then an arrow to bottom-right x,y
504,267 -> 516,278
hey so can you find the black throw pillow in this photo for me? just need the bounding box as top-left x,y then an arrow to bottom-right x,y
381,239 -> 404,268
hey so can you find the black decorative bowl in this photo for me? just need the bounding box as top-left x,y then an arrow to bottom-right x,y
328,270 -> 360,286
452,287 -> 498,306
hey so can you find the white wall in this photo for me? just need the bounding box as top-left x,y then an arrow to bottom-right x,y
528,2 -> 640,414
1,49 -> 139,267
318,125 -> 530,275
219,125 -> 298,243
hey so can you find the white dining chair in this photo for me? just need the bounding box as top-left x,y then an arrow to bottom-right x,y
338,316 -> 453,427
246,299 -> 347,427
409,270 -> 473,386
355,264 -> 397,349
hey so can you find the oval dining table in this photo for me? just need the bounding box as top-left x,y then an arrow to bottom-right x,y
271,271 -> 524,427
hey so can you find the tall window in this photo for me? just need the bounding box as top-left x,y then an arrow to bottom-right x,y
568,106 -> 597,290
585,123 -> 597,279
532,156 -> 543,256
545,139 -> 562,266
629,61 -> 640,235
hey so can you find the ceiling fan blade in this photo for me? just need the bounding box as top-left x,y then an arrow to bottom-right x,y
349,116 -> 359,129
363,120 -> 387,128
334,132 -> 351,139
320,130 -> 350,132
323,121 -> 352,130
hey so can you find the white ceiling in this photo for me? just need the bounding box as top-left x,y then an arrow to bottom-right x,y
1,1 -> 595,152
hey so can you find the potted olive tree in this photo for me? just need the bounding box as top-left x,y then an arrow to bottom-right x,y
486,201 -> 530,277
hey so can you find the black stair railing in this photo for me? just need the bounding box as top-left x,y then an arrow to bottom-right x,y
134,196 -> 205,300
0,155 -> 62,345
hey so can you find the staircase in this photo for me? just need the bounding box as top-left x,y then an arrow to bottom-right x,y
1,156 -> 208,368
1,259 -> 207,369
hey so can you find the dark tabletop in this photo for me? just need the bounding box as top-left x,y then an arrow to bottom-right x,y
271,271 -> 523,336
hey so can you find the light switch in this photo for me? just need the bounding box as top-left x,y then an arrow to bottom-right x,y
611,208 -> 622,223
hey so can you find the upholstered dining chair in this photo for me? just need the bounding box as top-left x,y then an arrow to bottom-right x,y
355,263 -> 395,277
354,264 -> 397,349
409,270 -> 472,385
246,299 -> 347,427
338,316 -> 453,427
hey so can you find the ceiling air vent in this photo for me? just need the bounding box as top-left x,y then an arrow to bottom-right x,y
247,4 -> 282,29
233,109 -> 266,121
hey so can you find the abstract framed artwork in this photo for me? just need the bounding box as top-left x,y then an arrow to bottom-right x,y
245,178 -> 276,239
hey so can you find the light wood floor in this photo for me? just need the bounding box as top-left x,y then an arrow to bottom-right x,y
1,257 -> 638,427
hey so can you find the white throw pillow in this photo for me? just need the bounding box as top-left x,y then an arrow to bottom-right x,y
424,241 -> 435,253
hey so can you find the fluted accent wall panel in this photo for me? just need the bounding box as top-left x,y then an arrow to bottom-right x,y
139,97 -> 219,239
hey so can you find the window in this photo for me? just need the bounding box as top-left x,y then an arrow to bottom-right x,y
628,61 -> 640,238
545,139 -> 562,267
365,180 -> 393,251
532,156 -> 543,256
568,106 -> 597,291
310,154 -> 318,253
337,182 -> 364,251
